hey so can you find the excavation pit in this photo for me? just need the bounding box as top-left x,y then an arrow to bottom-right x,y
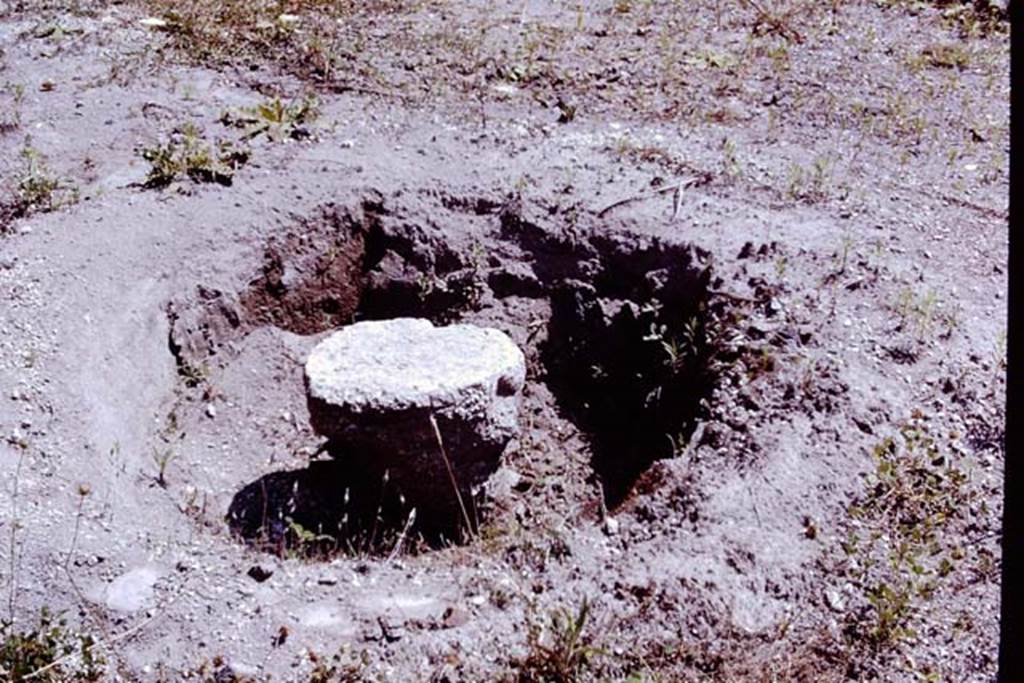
540,241 -> 715,508
198,198 -> 724,556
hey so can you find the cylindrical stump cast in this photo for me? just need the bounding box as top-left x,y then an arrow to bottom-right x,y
304,318 -> 525,532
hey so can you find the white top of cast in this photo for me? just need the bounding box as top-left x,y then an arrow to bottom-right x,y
305,318 -> 526,413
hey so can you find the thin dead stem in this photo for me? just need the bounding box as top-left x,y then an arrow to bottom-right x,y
386,508 -> 417,563
64,496 -> 114,641
62,491 -> 85,575
429,413 -> 475,540
596,174 -> 712,218
7,449 -> 24,623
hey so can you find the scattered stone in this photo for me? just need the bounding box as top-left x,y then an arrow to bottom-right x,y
74,554 -> 105,568
227,663 -> 260,679
105,566 -> 161,612
205,403 -> 217,419
746,321 -> 778,340
853,417 -> 874,435
305,318 -> 525,525
488,261 -> 544,298
247,565 -> 273,583
441,605 -> 470,629
603,516 -> 620,536
297,604 -> 357,635
824,589 -> 846,613
481,466 -> 524,502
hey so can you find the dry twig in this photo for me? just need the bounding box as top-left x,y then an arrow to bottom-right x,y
596,173 -> 712,219
429,414 -> 475,539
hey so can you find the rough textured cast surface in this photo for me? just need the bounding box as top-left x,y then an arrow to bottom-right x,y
306,318 -> 525,415
304,318 -> 525,524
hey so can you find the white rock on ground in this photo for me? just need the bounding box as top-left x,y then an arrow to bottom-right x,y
104,566 -> 162,612
304,318 -> 526,528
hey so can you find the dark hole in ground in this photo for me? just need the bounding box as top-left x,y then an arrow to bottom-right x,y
497,204 -> 723,508
184,197 -> 726,555
537,235 -> 717,509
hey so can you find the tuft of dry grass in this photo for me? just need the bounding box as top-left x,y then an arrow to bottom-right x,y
1,145 -> 78,230
145,0 -> 406,86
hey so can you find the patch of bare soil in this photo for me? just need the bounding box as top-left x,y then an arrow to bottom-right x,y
0,0 -> 1006,681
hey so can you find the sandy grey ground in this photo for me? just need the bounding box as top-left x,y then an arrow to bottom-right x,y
0,1 -> 1007,681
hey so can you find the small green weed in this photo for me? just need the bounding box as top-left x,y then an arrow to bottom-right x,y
516,598 -> 603,682
920,42 -> 970,70
140,123 -> 250,188
154,2 -> 295,63
645,314 -> 709,376
774,255 -> 788,278
721,137 -> 742,178
786,155 -> 832,202
994,329 -> 1007,371
689,48 -> 738,70
305,646 -> 371,682
220,95 -> 319,141
1,145 -> 78,228
1,82 -> 25,133
934,0 -> 1008,37
0,608 -> 104,681
875,0 -> 1007,36
285,518 -> 336,556
892,287 -> 960,339
643,307 -> 732,388
152,447 -> 177,488
178,361 -> 209,389
185,654 -> 257,682
841,415 -> 980,653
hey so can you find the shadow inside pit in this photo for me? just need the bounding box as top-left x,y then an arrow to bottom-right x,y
227,457 -> 466,558
541,257 -> 718,510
